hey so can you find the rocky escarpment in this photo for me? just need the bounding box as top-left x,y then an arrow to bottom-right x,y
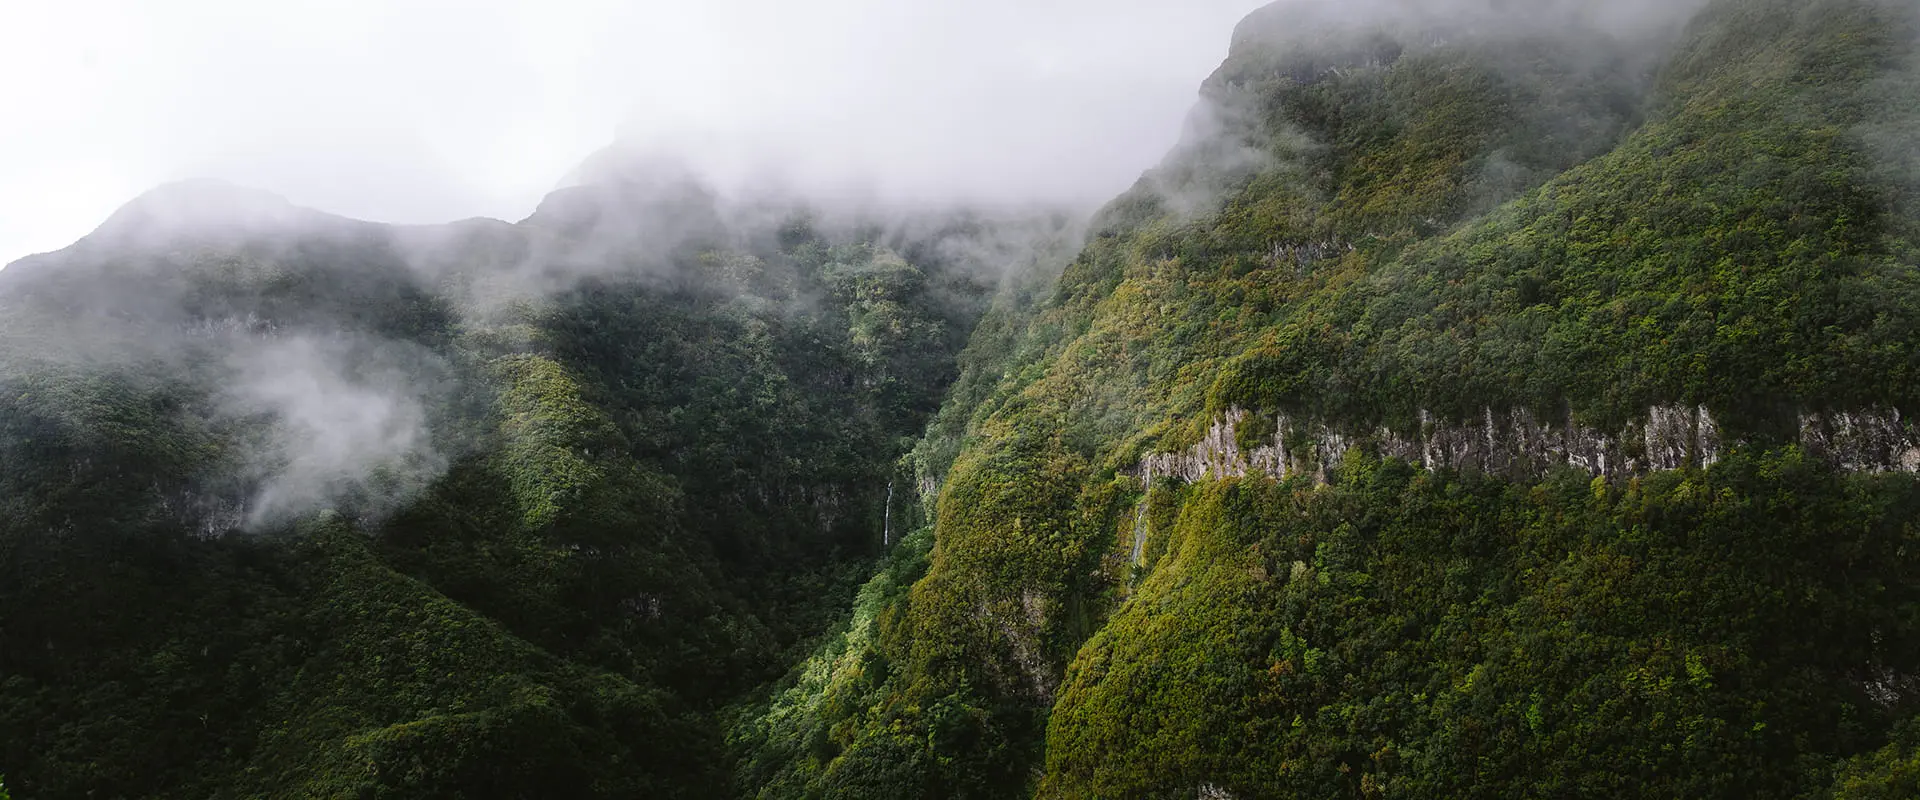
1132,406 -> 1920,486
1122,405 -> 1920,569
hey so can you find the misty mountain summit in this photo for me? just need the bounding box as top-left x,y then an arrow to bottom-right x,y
525,152 -> 729,263
91,180 -> 319,244
5,0 -> 1920,797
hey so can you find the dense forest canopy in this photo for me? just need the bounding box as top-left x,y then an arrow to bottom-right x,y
0,159 -> 1080,796
5,0 -> 1920,797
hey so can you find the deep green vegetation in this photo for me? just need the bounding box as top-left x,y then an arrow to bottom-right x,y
1043,454 -> 1920,798
729,0 -> 1920,797
5,0 -> 1920,797
0,167 -> 1073,796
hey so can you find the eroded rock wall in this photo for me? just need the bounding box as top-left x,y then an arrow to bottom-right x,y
1132,406 -> 1920,485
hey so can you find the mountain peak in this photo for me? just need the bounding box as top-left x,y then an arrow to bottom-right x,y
86,179 -> 322,246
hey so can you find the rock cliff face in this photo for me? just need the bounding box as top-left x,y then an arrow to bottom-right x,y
728,0 -> 1920,796
1133,406 -> 1920,486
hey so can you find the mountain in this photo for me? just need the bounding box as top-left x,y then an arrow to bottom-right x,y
730,0 -> 1920,797
0,158 -> 1078,797
6,0 -> 1920,797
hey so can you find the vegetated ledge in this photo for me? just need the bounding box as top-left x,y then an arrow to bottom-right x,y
1127,405 -> 1920,487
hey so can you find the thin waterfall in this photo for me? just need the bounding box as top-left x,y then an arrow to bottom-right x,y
883,479 -> 894,547
1130,464 -> 1152,565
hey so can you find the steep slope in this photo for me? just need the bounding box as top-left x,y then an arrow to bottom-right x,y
0,165 -> 1076,797
731,0 -> 1920,797
8,0 -> 1920,796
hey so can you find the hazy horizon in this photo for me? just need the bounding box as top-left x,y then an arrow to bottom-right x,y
0,0 -> 1266,266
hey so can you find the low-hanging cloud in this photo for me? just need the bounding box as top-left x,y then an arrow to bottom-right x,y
1105,0 -> 1711,229
0,0 -> 1270,268
1857,4 -> 1920,235
0,0 -> 1762,536
222,335 -> 449,530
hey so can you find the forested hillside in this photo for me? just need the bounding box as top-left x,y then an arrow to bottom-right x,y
0,160 -> 1077,796
731,0 -> 1920,797
6,0 -> 1920,797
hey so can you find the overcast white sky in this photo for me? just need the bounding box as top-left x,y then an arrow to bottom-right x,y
0,0 -> 1264,265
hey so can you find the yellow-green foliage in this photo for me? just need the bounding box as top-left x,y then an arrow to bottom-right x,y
0,166 -> 1023,795
8,0 -> 1920,796
1042,455 -> 1920,798
491,354 -> 627,531
1038,480 -> 1273,800
934,419 -> 1090,596
731,525 -> 936,797
1830,724 -> 1920,799
737,1 -> 1920,797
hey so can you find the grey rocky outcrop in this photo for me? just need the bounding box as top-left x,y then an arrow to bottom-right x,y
1131,405 -> 1920,486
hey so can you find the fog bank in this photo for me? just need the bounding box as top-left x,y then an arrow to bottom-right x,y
0,0 -> 1267,266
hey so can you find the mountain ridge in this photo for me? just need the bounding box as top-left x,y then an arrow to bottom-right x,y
730,1 -> 1920,797
6,0 -> 1920,797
